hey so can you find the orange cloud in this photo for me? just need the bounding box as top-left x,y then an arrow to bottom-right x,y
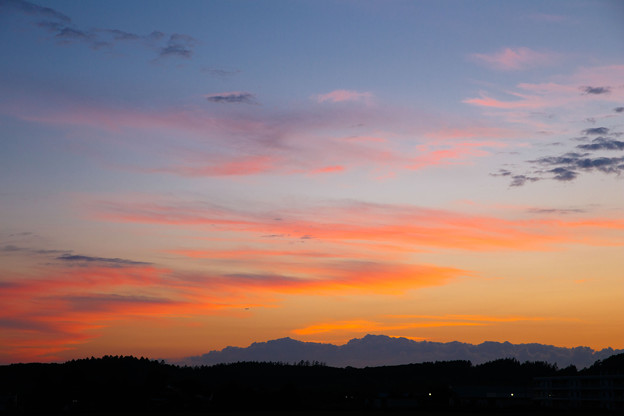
169,248 -> 348,260
292,314 -> 563,337
0,251 -> 467,363
384,314 -> 553,323
152,155 -> 279,176
94,198 -> 624,252
293,319 -> 487,336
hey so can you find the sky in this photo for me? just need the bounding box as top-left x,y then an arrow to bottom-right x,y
1,0 -> 623,364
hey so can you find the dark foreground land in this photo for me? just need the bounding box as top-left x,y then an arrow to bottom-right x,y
1,353 -> 622,415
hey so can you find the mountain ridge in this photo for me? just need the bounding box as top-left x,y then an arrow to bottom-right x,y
179,334 -> 621,369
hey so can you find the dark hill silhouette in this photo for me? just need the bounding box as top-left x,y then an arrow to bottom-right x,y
181,334 -> 622,369
1,353 -> 622,413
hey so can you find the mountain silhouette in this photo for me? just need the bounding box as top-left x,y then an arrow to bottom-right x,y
180,334 -> 622,369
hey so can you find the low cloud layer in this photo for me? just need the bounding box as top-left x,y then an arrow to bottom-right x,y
182,334 -> 623,369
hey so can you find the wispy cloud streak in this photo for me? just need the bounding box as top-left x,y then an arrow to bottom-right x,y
471,47 -> 560,71
3,0 -> 196,60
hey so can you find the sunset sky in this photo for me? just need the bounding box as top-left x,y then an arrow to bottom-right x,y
1,0 -> 623,364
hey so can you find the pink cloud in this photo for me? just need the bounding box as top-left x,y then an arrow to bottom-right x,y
92,197 -> 624,252
151,155 -> 279,176
464,65 -> 624,129
308,165 -> 345,175
315,89 -> 373,104
423,126 -> 519,141
471,47 -> 560,71
463,92 -> 538,109
0,84 -> 518,179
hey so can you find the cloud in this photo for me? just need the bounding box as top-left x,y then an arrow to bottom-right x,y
492,119 -> 624,186
547,167 -> 578,181
1,0 -> 71,23
158,33 -> 196,59
308,165 -> 344,175
55,26 -> 94,42
464,65 -> 624,131
205,92 -> 258,104
1,244 -> 23,252
0,244 -> 71,256
577,137 -> 624,151
530,152 -> 624,182
470,47 -> 559,71
202,68 -> 241,77
582,127 -> 610,135
0,251 -> 466,362
153,155 -> 276,176
315,90 -> 373,104
58,294 -> 175,312
170,248 -> 347,260
510,174 -> 540,187
98,28 -> 141,41
581,86 -> 611,95
1,80 -> 513,179
56,254 -> 151,267
4,0 -> 196,60
93,197 -> 624,251
0,263 -> 170,362
527,208 -> 586,215
183,333 -> 618,369
490,170 -> 539,187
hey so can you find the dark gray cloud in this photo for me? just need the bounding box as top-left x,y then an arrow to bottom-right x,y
8,231 -> 33,237
527,207 -> 586,215
56,26 -> 92,40
577,137 -> 624,151
1,244 -> 70,255
532,153 -> 624,181
1,244 -> 23,252
206,92 -> 258,104
34,248 -> 72,255
581,86 -> 611,95
615,107 -> 624,113
547,167 -> 577,181
99,28 -> 141,41
60,294 -> 172,312
56,254 -> 150,266
490,170 -> 539,187
147,31 -> 165,41
0,317 -> 56,332
1,0 -> 71,23
490,169 -> 511,177
5,0 -> 196,60
582,127 -> 610,135
510,175 -> 539,187
158,33 -> 196,59
495,126 -> 624,186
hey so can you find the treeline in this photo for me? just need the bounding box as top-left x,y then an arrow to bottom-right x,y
0,353 -> 622,414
